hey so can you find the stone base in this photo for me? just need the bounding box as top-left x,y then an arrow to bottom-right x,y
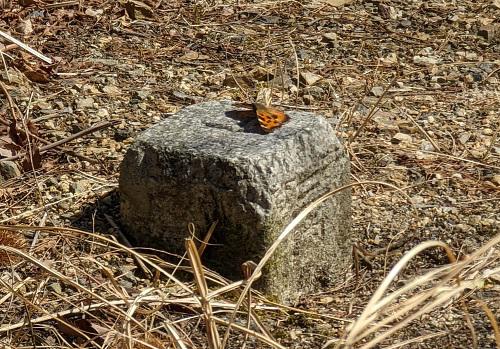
119,100 -> 351,303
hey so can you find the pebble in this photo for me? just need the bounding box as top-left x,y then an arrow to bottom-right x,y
75,97 -> 95,109
413,55 -> 439,65
322,32 -> 338,41
458,132 -> 471,144
491,175 -> 500,186
482,128 -> 493,136
371,86 -> 384,97
300,71 -> 323,86
303,94 -> 314,105
0,161 -> 21,181
420,140 -> 435,151
392,132 -> 413,144
70,180 -> 91,194
103,85 -> 121,96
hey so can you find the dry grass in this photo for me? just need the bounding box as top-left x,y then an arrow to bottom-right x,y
0,194 -> 498,348
0,0 -> 499,347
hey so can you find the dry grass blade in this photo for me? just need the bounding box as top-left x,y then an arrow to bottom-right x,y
1,225 -> 194,294
461,300 -> 478,349
349,75 -> 398,142
381,331 -> 448,349
185,238 -> 221,349
344,240 -> 457,343
333,233 -> 500,349
213,317 -> 287,349
198,220 -> 218,257
164,321 -> 189,349
0,244 -> 147,330
0,29 -> 53,63
474,299 -> 500,348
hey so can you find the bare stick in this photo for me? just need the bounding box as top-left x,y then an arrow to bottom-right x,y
0,120 -> 118,162
349,75 -> 398,142
0,30 -> 53,64
104,213 -> 153,278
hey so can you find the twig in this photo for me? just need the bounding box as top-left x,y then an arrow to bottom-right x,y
44,0 -> 79,9
349,75 -> 398,142
103,213 -> 153,278
421,150 -> 500,170
396,106 -> 441,152
0,30 -> 53,64
0,80 -> 20,121
30,212 -> 47,252
0,52 -> 10,82
0,120 -> 118,162
288,38 -> 300,105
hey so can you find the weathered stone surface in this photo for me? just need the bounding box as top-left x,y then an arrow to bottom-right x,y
0,161 -> 21,182
120,100 -> 351,303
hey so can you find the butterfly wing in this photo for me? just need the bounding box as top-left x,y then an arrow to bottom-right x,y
253,103 -> 289,133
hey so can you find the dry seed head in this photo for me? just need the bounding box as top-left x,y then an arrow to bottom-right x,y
0,229 -> 27,266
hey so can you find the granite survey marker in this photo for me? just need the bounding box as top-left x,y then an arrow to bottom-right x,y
120,100 -> 351,303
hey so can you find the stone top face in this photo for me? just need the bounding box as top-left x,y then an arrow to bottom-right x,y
136,100 -> 341,163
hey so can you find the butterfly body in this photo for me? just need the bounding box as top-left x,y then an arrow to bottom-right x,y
252,103 -> 289,133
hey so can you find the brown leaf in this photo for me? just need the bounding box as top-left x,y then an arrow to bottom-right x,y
24,69 -> 50,83
8,120 -> 23,146
26,119 -> 39,136
0,136 -> 20,158
122,0 -> 154,20
21,146 -> 42,170
18,0 -> 36,6
57,317 -> 99,340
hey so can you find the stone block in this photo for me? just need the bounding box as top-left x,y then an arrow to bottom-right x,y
120,100 -> 351,303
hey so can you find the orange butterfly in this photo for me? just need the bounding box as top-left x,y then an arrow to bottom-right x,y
252,103 -> 289,133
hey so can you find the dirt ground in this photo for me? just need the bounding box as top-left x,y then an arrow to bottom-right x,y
0,0 -> 499,348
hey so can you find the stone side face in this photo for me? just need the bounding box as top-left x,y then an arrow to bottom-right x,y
120,100 -> 351,303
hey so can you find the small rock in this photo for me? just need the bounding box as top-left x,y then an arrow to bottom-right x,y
410,195 -> 424,204
482,128 -> 493,136
103,85 -> 121,96
85,8 -> 103,17
322,32 -> 338,41
75,97 -> 95,109
303,94 -> 314,105
70,180 -> 91,194
400,19 -> 412,27
413,56 -> 439,65
477,24 -> 498,41
303,86 -> 325,98
300,71 -> 322,86
392,132 -> 413,144
134,90 -> 151,100
114,129 -> 132,142
458,132 -> 471,144
420,140 -> 435,151
371,86 -> 384,97
378,3 -> 398,20
97,108 -> 109,117
491,175 -> 500,186
0,161 -> 21,181
454,223 -> 473,233
456,51 -> 479,60
48,282 -> 63,294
